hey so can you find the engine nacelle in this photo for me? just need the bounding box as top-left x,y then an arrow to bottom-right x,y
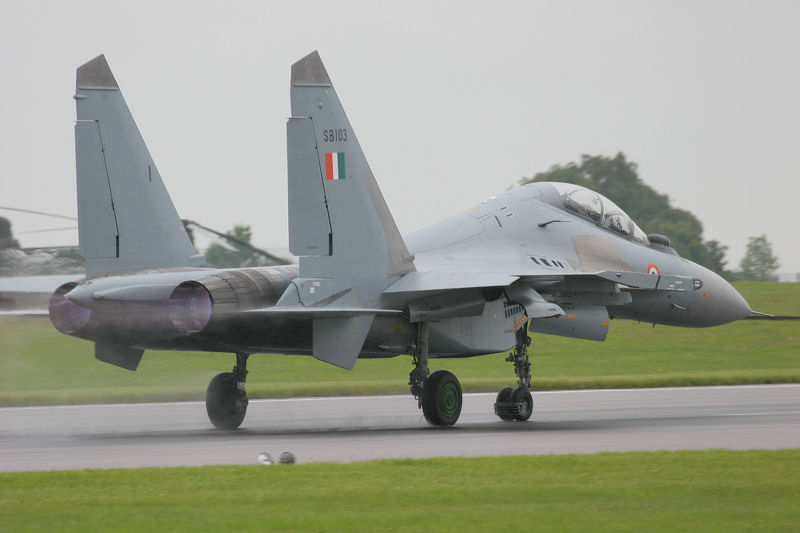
49,266 -> 298,343
169,267 -> 297,334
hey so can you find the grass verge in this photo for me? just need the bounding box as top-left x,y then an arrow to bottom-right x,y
0,282 -> 798,405
1,449 -> 798,532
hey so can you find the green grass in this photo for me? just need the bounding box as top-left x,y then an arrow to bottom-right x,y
1,450 -> 798,532
0,282 -> 798,405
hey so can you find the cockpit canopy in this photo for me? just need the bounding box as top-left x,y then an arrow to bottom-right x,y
534,182 -> 650,244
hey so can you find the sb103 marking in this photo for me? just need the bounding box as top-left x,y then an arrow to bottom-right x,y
323,128 -> 347,142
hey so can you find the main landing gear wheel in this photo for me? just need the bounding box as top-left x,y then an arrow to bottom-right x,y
422,370 -> 463,426
409,322 -> 464,426
206,353 -> 249,429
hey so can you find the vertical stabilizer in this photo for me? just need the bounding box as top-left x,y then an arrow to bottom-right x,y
75,55 -> 204,276
285,51 -> 415,370
288,51 -> 415,281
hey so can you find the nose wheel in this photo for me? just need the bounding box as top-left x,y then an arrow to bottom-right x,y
494,323 -> 533,422
509,386 -> 533,421
206,352 -> 249,429
495,386 -> 514,420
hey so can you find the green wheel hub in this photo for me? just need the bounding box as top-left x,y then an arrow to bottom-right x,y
439,382 -> 461,416
421,370 -> 463,426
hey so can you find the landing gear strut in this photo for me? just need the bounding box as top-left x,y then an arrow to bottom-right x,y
409,322 -> 462,426
206,352 -> 249,429
494,323 -> 533,421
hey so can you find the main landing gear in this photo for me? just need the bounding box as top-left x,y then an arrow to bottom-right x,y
206,352 -> 250,429
493,323 -> 533,422
409,322 -> 463,426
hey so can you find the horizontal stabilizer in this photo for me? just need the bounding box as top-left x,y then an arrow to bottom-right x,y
95,342 -> 144,371
312,314 -> 375,369
384,271 -> 519,294
0,309 -> 50,318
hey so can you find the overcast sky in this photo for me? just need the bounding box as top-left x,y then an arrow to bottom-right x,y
1,0 -> 798,273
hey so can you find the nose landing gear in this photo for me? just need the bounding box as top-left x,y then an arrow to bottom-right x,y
494,324 -> 533,422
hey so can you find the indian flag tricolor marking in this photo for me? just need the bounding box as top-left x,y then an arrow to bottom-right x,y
325,152 -> 346,181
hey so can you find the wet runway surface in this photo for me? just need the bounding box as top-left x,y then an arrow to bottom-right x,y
1,384 -> 798,471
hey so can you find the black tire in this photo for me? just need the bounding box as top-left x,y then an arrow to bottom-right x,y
495,386 -> 514,421
421,370 -> 462,426
511,386 -> 533,422
206,372 -> 248,429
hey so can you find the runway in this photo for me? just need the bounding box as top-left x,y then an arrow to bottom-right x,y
1,384 -> 798,471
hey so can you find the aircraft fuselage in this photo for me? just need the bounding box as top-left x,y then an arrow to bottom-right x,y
51,182 -> 750,360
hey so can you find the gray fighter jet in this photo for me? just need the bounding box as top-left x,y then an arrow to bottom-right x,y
51,52 -> 751,428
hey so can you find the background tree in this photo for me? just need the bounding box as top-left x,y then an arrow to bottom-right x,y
519,153 -> 729,275
702,240 -> 730,278
205,225 -> 272,268
0,217 -> 20,249
738,235 -> 780,281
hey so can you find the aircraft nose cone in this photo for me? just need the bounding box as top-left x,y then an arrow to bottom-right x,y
690,264 -> 751,326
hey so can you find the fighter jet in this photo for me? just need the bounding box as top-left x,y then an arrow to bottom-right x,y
50,52 -> 752,429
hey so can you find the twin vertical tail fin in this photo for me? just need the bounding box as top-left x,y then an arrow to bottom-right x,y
287,51 -> 415,280
75,55 -> 204,276
285,51 -> 415,369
